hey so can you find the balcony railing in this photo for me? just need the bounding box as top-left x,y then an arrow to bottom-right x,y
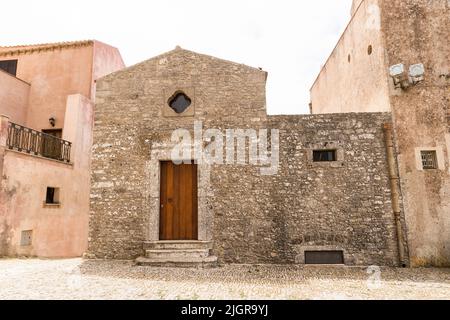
6,122 -> 72,163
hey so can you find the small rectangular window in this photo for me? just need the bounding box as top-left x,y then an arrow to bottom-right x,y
0,59 -> 18,76
20,230 -> 33,246
313,150 -> 337,162
45,187 -> 60,204
421,151 -> 438,170
305,251 -> 344,264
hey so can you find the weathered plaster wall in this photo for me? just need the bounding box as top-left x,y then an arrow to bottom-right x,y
379,0 -> 450,266
351,0 -> 364,16
0,70 -> 30,125
0,95 -> 93,257
0,41 -> 124,132
1,45 -> 94,131
0,41 -> 124,258
310,0 -> 391,114
88,49 -> 402,266
91,41 -> 125,99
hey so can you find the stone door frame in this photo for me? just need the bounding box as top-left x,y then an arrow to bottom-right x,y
144,142 -> 213,242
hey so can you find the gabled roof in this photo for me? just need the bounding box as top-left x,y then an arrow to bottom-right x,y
100,46 -> 267,81
0,40 -> 94,57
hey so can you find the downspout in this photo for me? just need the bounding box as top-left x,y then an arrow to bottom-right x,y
383,123 -> 406,267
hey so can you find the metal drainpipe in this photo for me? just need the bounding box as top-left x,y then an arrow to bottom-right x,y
383,123 -> 406,267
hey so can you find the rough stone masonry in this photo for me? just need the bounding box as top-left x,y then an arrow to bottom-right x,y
87,47 -> 406,266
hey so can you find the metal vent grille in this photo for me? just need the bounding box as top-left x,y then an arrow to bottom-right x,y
305,251 -> 344,265
20,230 -> 33,246
421,151 -> 438,170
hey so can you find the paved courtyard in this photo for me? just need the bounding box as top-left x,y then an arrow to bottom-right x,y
0,258 -> 449,300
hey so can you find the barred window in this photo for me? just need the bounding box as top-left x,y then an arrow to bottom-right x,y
421,150 -> 438,170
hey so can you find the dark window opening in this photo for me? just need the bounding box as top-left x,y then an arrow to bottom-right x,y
42,129 -> 63,160
368,45 -> 373,55
168,92 -> 191,114
421,150 -> 438,170
347,54 -> 351,63
0,59 -> 18,76
20,230 -> 33,246
45,187 -> 59,204
313,150 -> 337,162
305,251 -> 344,265
42,129 -> 62,138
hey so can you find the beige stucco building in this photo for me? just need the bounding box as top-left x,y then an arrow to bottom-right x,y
311,0 -> 450,266
0,40 -> 124,257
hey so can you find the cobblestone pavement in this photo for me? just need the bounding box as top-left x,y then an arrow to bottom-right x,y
0,258 -> 449,300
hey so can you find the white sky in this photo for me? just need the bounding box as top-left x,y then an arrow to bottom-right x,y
0,0 -> 352,115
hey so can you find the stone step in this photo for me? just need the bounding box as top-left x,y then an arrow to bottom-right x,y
145,249 -> 210,259
135,255 -> 218,268
143,240 -> 212,251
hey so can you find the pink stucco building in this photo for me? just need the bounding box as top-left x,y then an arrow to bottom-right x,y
0,40 -> 125,257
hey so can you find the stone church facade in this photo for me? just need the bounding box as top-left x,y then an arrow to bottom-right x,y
87,47 -> 406,267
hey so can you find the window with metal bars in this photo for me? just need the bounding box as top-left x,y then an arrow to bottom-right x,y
421,150 -> 438,170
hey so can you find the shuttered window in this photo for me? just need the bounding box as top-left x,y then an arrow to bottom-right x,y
0,59 -> 18,76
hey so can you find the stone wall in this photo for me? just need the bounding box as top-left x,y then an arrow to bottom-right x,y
211,113 -> 400,266
88,48 -> 402,266
88,48 -> 267,259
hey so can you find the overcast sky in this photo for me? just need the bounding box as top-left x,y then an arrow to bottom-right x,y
0,0 -> 352,115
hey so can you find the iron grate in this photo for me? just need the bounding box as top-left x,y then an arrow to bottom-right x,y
421,150 -> 438,170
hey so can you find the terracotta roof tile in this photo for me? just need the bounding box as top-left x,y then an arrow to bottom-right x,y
0,40 -> 94,56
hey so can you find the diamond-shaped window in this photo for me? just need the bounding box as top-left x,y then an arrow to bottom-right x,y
168,92 -> 191,114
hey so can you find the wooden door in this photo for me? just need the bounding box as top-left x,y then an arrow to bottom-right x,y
160,161 -> 198,240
